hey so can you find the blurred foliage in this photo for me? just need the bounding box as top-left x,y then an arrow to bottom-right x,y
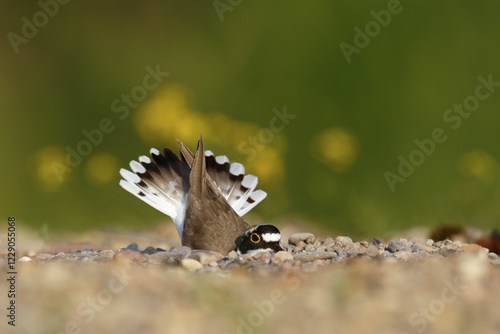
1,1 -> 500,238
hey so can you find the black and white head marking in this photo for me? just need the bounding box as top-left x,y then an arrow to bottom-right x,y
235,224 -> 283,255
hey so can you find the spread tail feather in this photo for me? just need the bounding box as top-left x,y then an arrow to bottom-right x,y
120,138 -> 268,235
119,147 -> 190,237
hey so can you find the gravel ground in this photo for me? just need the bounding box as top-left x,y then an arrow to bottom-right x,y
1,227 -> 500,334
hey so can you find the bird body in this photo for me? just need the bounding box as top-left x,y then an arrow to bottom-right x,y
119,136 -> 282,254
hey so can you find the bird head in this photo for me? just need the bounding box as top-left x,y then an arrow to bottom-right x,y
235,224 -> 284,255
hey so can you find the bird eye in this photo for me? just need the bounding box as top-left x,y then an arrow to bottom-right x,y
250,233 -> 261,244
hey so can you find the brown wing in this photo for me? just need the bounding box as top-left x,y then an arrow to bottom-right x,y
180,135 -> 250,253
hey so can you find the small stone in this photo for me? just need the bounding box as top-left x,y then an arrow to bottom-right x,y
305,235 -> 316,244
289,233 -> 315,246
304,244 -> 315,252
294,252 -> 336,262
270,256 -> 283,265
146,246 -> 191,264
253,251 -> 272,263
387,239 -> 410,253
190,250 -> 223,265
457,244 -> 489,253
180,258 -> 203,271
236,253 -> 254,264
124,243 -> 139,252
18,256 -> 32,262
348,242 -> 365,255
366,244 -> 380,257
295,240 -> 306,248
335,236 -> 353,247
380,250 -> 394,258
275,251 -> 294,262
227,251 -> 237,260
322,237 -> 335,248
316,246 -> 327,252
292,241 -> 306,254
439,249 -> 459,258
142,246 -> 160,255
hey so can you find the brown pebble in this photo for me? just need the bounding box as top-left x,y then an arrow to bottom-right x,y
288,233 -> 315,246
457,244 -> 489,253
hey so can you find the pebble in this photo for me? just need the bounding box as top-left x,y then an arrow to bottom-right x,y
304,244 -> 315,252
124,243 -> 140,252
275,251 -> 294,262
488,252 -> 498,260
294,252 -> 336,263
457,244 -> 489,253
292,241 -> 306,253
366,244 -> 380,257
253,251 -> 273,263
387,239 -> 411,253
23,234 -> 500,273
190,250 -> 223,265
322,237 -> 335,248
335,236 -> 353,248
289,233 -> 315,246
180,259 -> 203,271
227,251 -> 237,260
146,246 -> 191,265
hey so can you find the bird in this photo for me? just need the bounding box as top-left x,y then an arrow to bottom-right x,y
119,135 -> 283,255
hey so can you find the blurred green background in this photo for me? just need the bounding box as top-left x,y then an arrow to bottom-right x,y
2,1 -> 500,238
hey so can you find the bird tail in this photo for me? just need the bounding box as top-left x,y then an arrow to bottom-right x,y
119,147 -> 190,237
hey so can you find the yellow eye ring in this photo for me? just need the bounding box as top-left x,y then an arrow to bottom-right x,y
250,233 -> 261,244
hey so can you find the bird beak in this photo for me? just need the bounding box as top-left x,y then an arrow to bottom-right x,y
272,243 -> 284,252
